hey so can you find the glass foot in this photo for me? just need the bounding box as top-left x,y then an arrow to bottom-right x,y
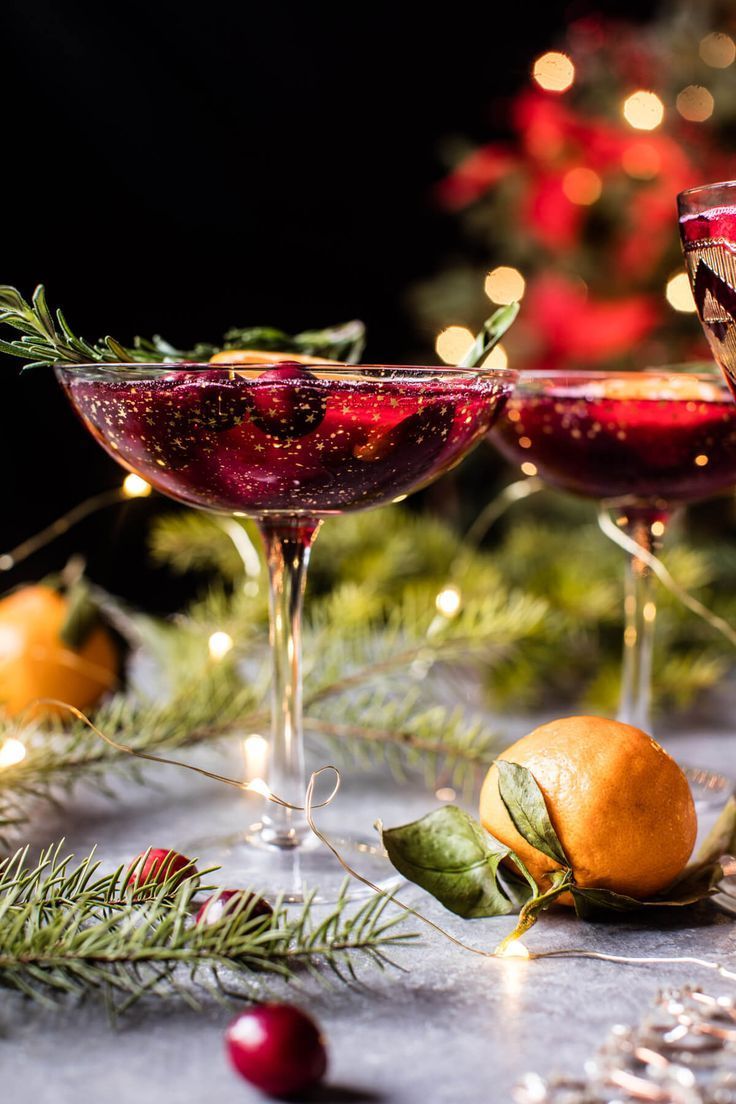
682,763 -> 733,810
184,822 -> 400,905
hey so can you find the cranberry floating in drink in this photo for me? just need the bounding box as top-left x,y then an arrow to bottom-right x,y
491,369 -> 736,754
57,357 -> 516,899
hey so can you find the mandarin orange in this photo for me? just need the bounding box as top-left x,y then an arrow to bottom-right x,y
0,585 -> 119,719
479,716 -> 696,903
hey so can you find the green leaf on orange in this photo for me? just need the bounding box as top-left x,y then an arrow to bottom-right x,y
571,863 -> 723,918
381,805 -> 535,919
495,760 -> 568,866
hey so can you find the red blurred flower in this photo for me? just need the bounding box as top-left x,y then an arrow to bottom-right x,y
524,274 -> 660,367
435,145 -> 519,210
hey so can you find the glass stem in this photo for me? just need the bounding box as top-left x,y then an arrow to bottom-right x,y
617,511 -> 666,733
257,517 -> 321,848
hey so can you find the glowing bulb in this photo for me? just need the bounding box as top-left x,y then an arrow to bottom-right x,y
435,786 -> 457,802
676,85 -> 714,123
695,453 -> 709,466
435,326 -> 474,365
392,493 -> 408,503
521,461 -> 538,477
122,473 -> 152,498
435,585 -> 462,617
246,778 -> 271,799
621,142 -> 661,180
484,266 -> 526,305
643,601 -> 657,623
562,167 -> 602,205
243,733 -> 268,781
665,272 -> 697,313
497,940 -> 531,959
208,630 -> 234,660
651,521 -> 665,538
482,344 -> 508,370
0,738 -> 26,768
622,90 -> 664,131
532,52 -> 575,93
699,32 -> 736,68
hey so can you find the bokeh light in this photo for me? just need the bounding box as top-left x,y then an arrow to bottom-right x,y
532,52 -> 575,93
562,167 -> 602,205
699,32 -> 736,68
482,344 -> 508,370
622,90 -> 664,131
676,85 -> 714,122
435,585 -> 462,618
484,266 -> 526,304
0,738 -> 26,769
208,630 -> 234,660
122,473 -> 152,498
436,326 -> 474,364
665,272 -> 696,312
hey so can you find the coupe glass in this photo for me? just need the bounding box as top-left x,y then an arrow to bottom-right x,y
678,180 -> 736,396
57,360 -> 516,899
490,369 -> 736,758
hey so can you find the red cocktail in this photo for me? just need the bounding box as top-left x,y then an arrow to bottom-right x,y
59,365 -> 501,516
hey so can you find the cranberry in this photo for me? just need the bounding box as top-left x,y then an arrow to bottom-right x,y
124,848 -> 198,895
251,363 -> 327,439
195,889 -> 273,926
225,1003 -> 328,1097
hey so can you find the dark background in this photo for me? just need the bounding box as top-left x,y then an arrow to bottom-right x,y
2,0 -> 657,609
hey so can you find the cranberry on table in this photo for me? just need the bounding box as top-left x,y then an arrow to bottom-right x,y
251,362 -> 327,439
195,889 -> 273,926
225,1003 -> 328,1097
124,849 -> 198,894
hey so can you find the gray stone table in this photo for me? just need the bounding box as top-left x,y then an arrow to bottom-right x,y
2,715 -> 735,1104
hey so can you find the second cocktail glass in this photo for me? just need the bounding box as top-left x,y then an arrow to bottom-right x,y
490,368 -> 736,740
57,359 -> 516,899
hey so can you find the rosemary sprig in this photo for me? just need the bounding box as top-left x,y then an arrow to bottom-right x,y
460,302 -> 519,368
0,285 -> 138,369
0,284 -> 366,368
0,843 -> 413,1011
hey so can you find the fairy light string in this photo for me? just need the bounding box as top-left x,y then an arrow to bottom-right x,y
9,699 -> 735,982
0,477 -> 152,573
598,507 -> 736,650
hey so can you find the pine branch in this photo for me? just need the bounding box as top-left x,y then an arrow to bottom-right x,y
307,692 -> 503,797
0,666 -> 262,843
0,845 -> 413,1010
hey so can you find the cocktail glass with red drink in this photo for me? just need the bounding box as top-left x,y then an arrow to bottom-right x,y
57,360 -> 516,898
491,369 -> 736,753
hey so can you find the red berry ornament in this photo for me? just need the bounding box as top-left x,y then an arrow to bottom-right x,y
124,848 -> 198,894
225,1003 -> 328,1097
195,889 -> 273,926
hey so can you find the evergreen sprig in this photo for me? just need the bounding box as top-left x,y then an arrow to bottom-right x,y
0,843 -> 413,1011
0,284 -> 366,369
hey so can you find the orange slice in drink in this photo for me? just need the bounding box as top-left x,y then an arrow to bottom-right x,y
209,349 -> 342,367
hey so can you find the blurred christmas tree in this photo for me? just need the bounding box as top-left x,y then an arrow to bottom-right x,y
411,0 -> 736,372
